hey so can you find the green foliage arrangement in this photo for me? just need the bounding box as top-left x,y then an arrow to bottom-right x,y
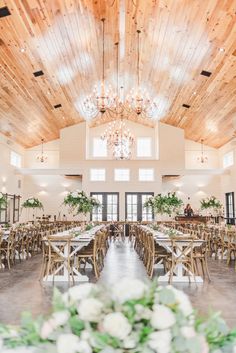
0,192 -> 7,209
63,190 -> 100,215
144,192 -> 183,216
22,197 -> 43,210
200,196 -> 222,211
0,279 -> 236,353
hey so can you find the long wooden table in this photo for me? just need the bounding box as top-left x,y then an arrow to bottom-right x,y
141,225 -> 204,283
43,225 -> 104,283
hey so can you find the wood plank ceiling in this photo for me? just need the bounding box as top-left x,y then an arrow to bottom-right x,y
0,0 -> 235,148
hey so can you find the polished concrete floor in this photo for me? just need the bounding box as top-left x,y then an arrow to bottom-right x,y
0,240 -> 236,327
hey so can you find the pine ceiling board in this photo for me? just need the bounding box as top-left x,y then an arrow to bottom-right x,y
0,0 -> 235,147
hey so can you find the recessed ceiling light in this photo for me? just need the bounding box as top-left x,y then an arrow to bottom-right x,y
193,91 -> 196,95
219,48 -> 225,52
20,48 -> 25,53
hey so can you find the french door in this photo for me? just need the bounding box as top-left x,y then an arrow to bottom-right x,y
90,192 -> 119,221
225,192 -> 235,225
125,192 -> 154,222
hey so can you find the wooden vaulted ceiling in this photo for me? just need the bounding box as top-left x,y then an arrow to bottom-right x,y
0,0 -> 236,148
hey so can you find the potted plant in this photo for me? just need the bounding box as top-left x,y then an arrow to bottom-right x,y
144,192 -> 183,221
63,190 -> 100,222
200,196 -> 223,222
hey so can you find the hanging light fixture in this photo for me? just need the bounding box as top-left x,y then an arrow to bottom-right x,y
101,117 -> 134,160
126,30 -> 157,118
197,139 -> 208,164
36,138 -> 48,163
83,18 -> 116,118
100,41 -> 134,160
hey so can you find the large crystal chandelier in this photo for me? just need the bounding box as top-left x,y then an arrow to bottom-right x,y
101,118 -> 134,160
126,30 -> 157,118
83,19 -> 116,118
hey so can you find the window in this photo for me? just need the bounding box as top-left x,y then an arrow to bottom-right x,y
91,193 -> 119,221
137,137 -> 152,157
10,151 -> 22,168
93,138 -> 107,157
114,168 -> 130,181
139,168 -> 154,181
90,169 -> 106,181
125,193 -> 154,221
225,192 -> 235,225
223,151 -> 234,168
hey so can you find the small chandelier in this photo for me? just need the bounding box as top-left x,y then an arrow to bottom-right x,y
101,118 -> 134,160
126,30 -> 157,118
36,138 -> 47,163
197,139 -> 208,164
83,18 -> 116,118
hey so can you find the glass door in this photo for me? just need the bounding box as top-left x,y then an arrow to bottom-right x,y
125,193 -> 154,222
91,193 -> 119,221
225,192 -> 235,225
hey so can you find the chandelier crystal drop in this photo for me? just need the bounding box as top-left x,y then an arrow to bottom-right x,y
101,119 -> 135,160
126,30 -> 157,118
36,138 -> 47,163
83,18 -> 117,119
197,139 -> 208,164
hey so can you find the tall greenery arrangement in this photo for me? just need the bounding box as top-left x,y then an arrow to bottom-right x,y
144,192 -> 183,216
200,196 -> 222,217
63,190 -> 100,215
22,197 -> 43,210
0,192 -> 7,209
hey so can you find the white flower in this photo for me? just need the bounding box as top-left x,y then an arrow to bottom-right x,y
103,312 -> 132,340
134,304 -> 152,320
112,278 -> 147,303
148,329 -> 172,353
199,335 -> 209,353
40,311 -> 69,339
40,320 -> 55,339
71,192 -> 78,198
51,311 -> 69,326
123,336 -> 136,349
78,298 -> 103,322
0,337 -> 3,351
171,287 -> 193,317
28,199 -> 34,204
151,305 -> 176,330
57,334 -> 80,353
76,341 -> 92,353
181,326 -> 196,338
67,284 -> 95,302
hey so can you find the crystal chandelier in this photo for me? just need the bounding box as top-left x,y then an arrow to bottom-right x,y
83,19 -> 116,118
197,139 -> 208,164
36,138 -> 47,163
101,118 -> 134,160
126,30 -> 157,118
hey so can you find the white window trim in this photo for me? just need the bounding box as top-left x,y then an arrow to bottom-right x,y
223,150 -> 234,169
136,137 -> 152,158
138,168 -> 154,181
90,168 -> 106,182
114,168 -> 130,181
92,137 -> 107,158
10,151 -> 22,168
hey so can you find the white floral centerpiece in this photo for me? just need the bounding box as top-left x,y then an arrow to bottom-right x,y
22,197 -> 43,210
63,190 -> 100,215
0,279 -> 236,353
0,192 -> 7,209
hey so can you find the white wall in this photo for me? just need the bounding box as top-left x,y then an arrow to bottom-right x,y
0,134 -> 24,196
185,139 -> 219,170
